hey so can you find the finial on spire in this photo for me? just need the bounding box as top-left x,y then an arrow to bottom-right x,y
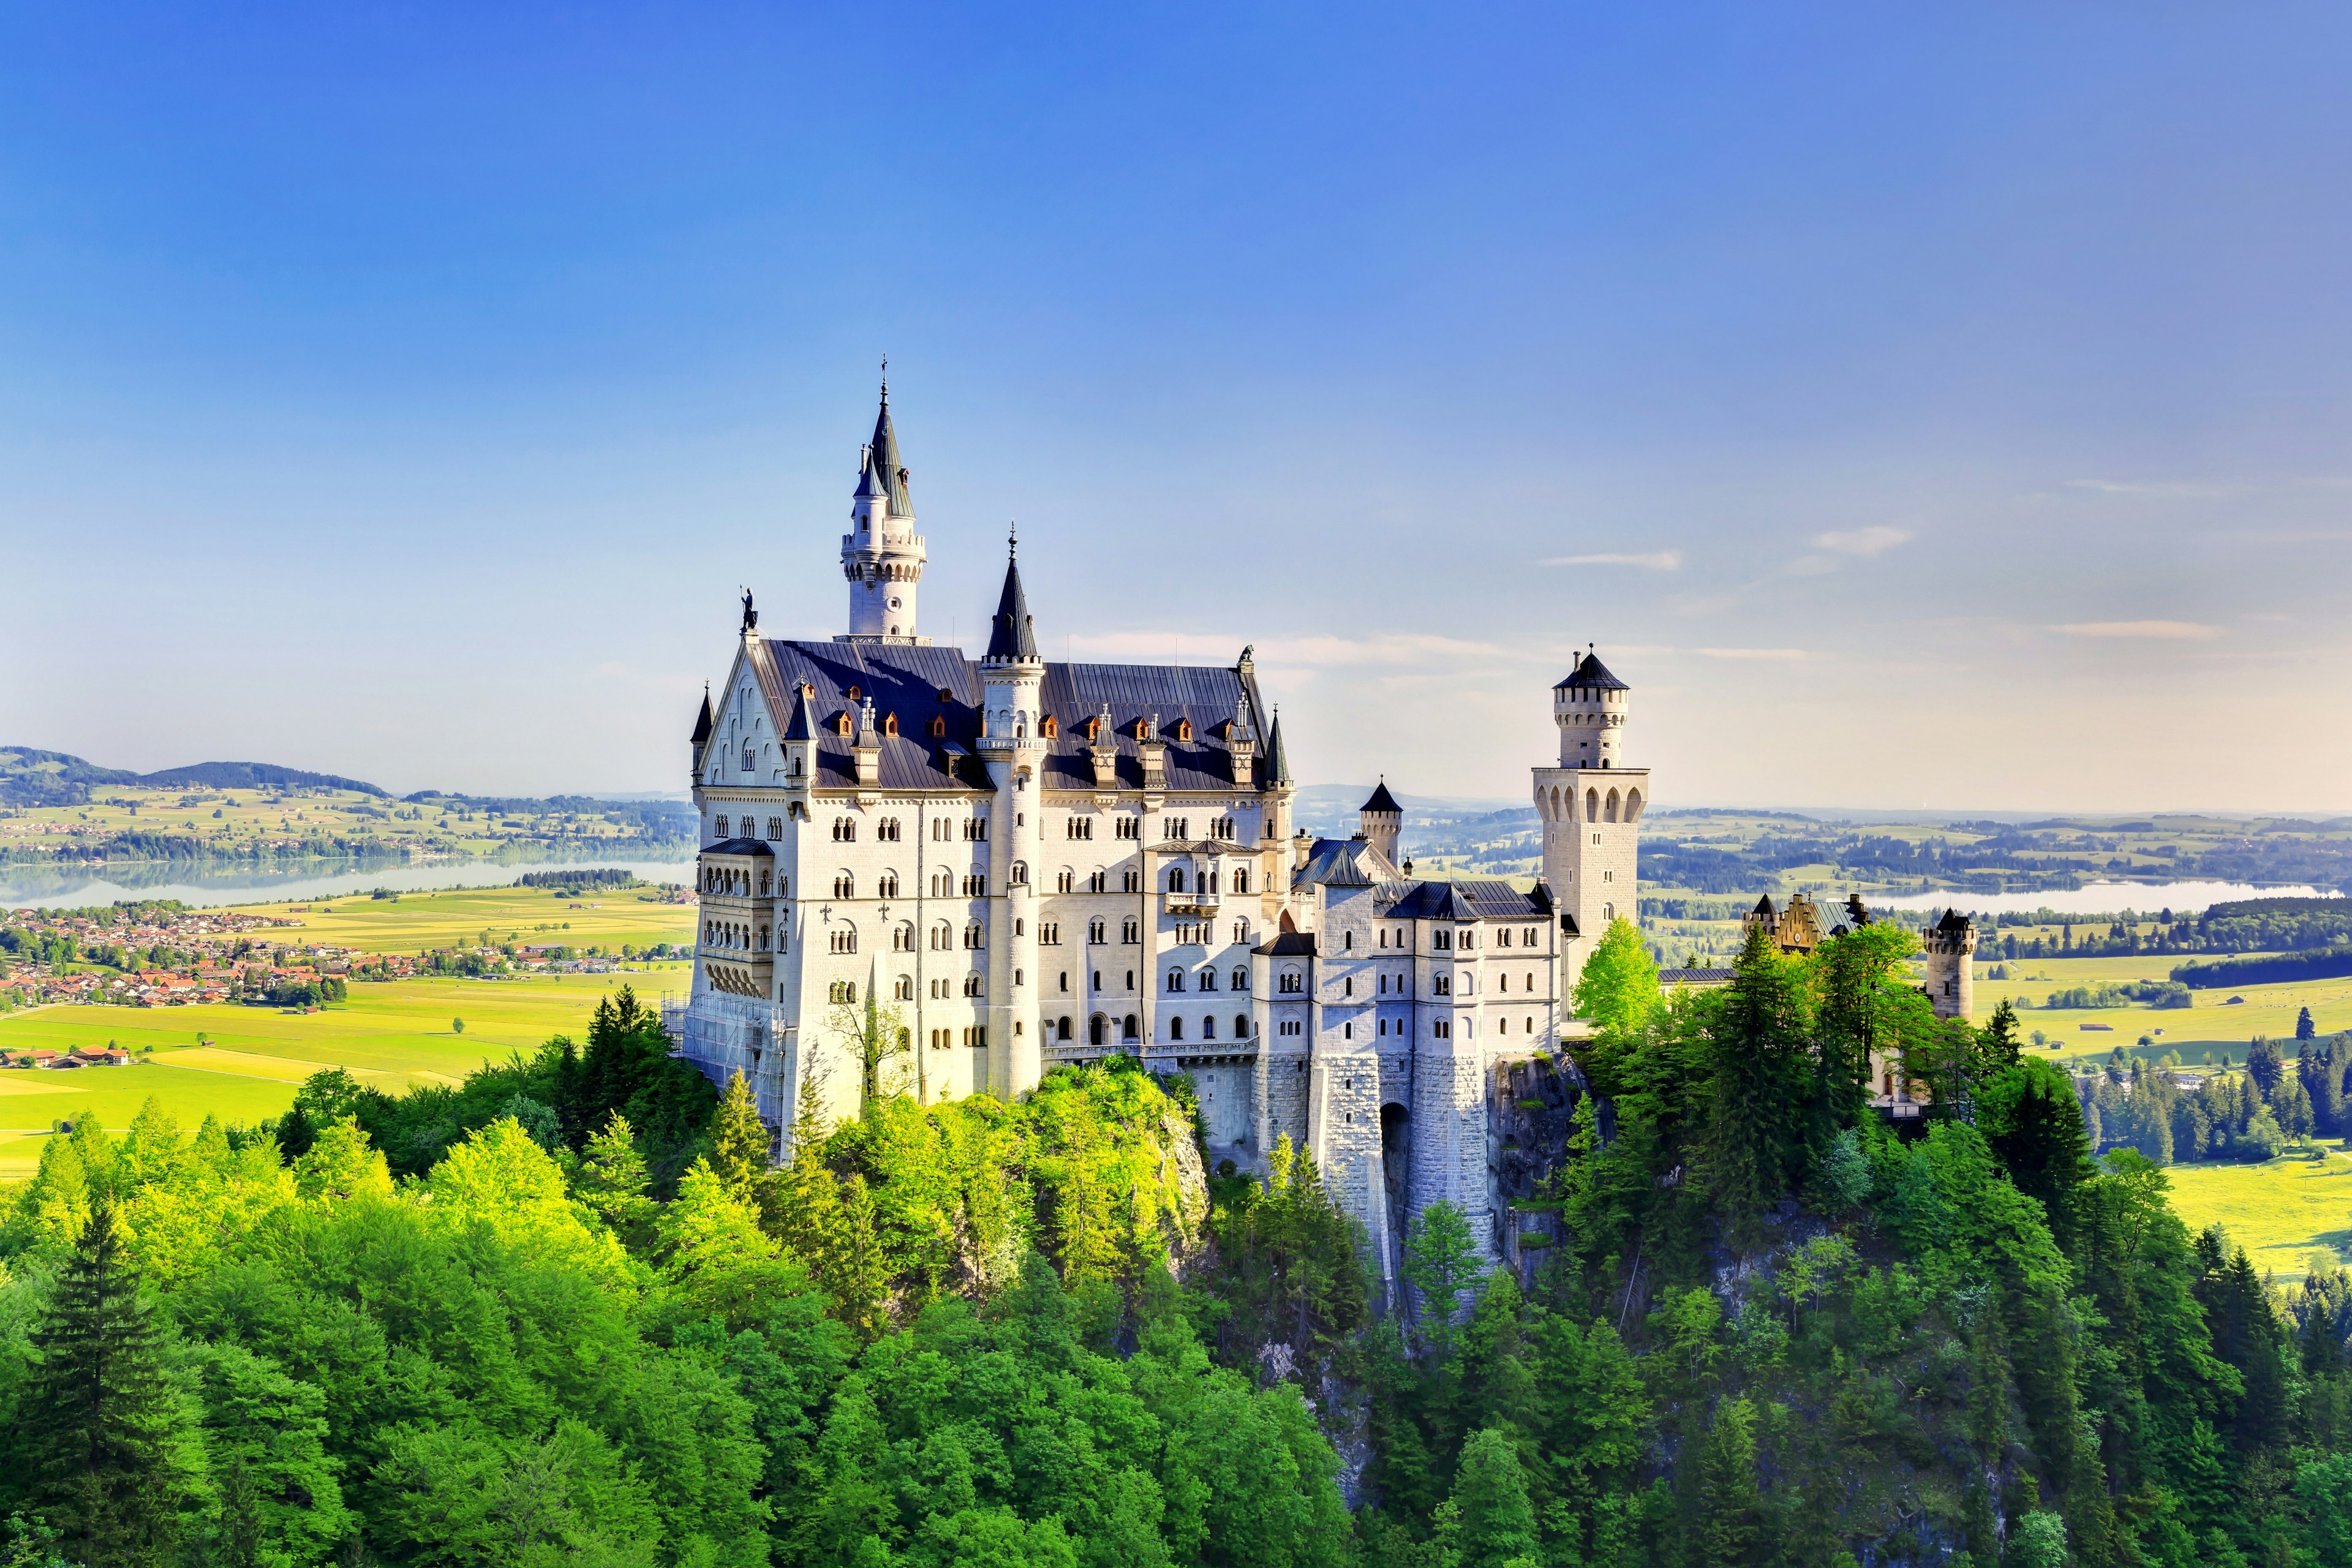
1008,519 -> 1018,558
880,355 -> 889,401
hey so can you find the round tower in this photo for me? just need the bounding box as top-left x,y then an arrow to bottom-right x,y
1358,778 -> 1402,870
1553,643 -> 1630,770
979,531 -> 1047,1098
1921,909 -> 1977,1022
840,374 -> 930,643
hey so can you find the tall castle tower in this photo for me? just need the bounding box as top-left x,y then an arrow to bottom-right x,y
1532,649 -> 1648,1006
979,534 -> 1047,1098
1921,910 -> 1977,1022
840,375 -> 930,644
1359,779 -> 1402,869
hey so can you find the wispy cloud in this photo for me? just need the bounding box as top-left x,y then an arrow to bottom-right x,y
1692,647 -> 1811,662
2049,620 -> 2221,641
1811,525 -> 1912,557
2064,478 -> 2225,498
1542,550 -> 1683,570
1065,630 -> 1536,669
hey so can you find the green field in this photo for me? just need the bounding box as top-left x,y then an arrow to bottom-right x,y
217,882 -> 697,957
2165,1148 -> 2352,1274
0,968 -> 688,1178
1967,952 -> 2352,1063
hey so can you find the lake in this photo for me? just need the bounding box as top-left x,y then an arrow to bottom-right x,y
0,855 -> 698,911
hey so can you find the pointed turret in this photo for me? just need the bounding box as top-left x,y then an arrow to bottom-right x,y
1265,710 -> 1294,786
689,683 -> 714,779
782,682 -> 816,785
1359,777 -> 1402,868
840,371 -> 929,644
870,376 -> 910,517
983,532 -> 1039,662
783,684 -> 816,742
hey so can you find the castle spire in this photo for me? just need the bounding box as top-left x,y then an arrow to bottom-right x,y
983,527 -> 1038,662
870,368 -> 909,517
1265,706 -> 1294,786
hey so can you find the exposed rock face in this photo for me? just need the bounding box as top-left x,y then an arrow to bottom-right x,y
1488,1052 -> 1585,1285
1157,1102 -> 1212,1278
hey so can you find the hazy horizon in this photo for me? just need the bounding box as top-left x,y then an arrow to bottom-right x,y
7,6 -> 2350,810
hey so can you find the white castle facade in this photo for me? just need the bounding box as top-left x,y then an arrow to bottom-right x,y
674,384 -> 1651,1276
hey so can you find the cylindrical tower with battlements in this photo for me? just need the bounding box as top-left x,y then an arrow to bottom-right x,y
1921,909 -> 1977,1021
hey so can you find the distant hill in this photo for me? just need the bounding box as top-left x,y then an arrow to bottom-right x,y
138,761 -> 388,797
0,748 -> 141,807
0,747 -> 389,807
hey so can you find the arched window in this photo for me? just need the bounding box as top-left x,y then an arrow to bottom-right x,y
835,714 -> 853,737
832,818 -> 856,842
930,715 -> 946,738
1233,868 -> 1250,894
1626,788 -> 1642,821
1122,1014 -> 1139,1041
1280,969 -> 1303,995
877,872 -> 899,899
714,816 -> 729,838
1168,1016 -> 1185,1041
1121,918 -> 1140,944
932,921 -> 952,950
1235,1014 -> 1250,1038
1199,968 -> 1218,991
964,921 -> 984,949
895,974 -> 913,1000
1042,715 -> 1058,739
1088,919 -> 1106,944
1586,788 -> 1599,823
1011,862 -> 1029,885
1167,867 -> 1187,892
892,922 -> 914,952
1056,1016 -> 1071,1040
1201,1015 -> 1216,1039
883,712 -> 898,737
1232,966 -> 1248,991
832,872 -> 854,899
1057,869 -> 1075,893
742,744 -> 755,773
829,925 -> 856,954
1605,788 -> 1619,823
1167,969 -> 1185,992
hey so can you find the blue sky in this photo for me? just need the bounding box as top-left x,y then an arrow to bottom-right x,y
5,4 -> 2349,809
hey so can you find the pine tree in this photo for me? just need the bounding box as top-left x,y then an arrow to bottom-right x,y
1450,1427 -> 1540,1568
1695,1396 -> 1764,1566
1705,923 -> 1811,1238
710,1070 -> 773,1201
18,1204 -> 186,1567
2298,1006 -> 2317,1042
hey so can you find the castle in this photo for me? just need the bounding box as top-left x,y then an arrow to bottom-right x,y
673,382 -> 1651,1275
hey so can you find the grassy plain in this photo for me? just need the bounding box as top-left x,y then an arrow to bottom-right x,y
2164,1150 -> 2352,1274
220,883 -> 696,957
1964,952 -> 2352,1064
0,968 -> 687,1178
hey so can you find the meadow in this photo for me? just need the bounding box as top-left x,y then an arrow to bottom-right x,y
221,881 -> 697,956
0,967 -> 686,1178
1966,950 -> 2352,1064
2165,1148 -> 2352,1275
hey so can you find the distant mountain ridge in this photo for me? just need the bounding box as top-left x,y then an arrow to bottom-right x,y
1,747 -> 390,807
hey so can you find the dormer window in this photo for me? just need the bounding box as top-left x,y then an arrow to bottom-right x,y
1041,715 -> 1058,739
1175,718 -> 1193,742
846,685 -> 861,701
884,712 -> 899,737
836,714 -> 853,737
1085,716 -> 1101,742
930,715 -> 946,738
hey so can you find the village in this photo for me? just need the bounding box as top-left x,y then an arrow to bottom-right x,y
0,889 -> 679,1036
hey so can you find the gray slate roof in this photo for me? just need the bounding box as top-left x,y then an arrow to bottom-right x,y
1360,780 -> 1402,814
1374,876 -> 1553,922
702,837 -> 774,856
1555,650 -> 1630,692
748,639 -> 1275,795
984,551 -> 1039,662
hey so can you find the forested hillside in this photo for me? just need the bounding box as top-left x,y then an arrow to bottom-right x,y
7,941 -> 2352,1566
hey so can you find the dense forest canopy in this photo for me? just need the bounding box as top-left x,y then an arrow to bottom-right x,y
6,951 -> 2352,1566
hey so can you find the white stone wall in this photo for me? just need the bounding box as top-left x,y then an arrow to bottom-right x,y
1309,1048 -> 1391,1280
1535,764 -> 1647,1003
